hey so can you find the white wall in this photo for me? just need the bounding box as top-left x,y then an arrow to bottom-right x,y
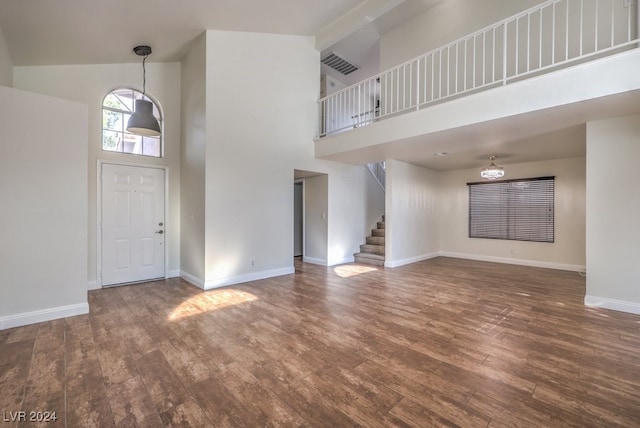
586,115 -> 640,314
439,157 -> 586,270
0,25 -> 12,86
343,40 -> 380,86
203,30 -> 309,287
380,0 -> 546,70
182,30 -> 383,288
380,0 -> 635,72
327,165 -> 380,265
365,164 -> 386,236
385,160 -> 440,267
322,74 -> 347,97
180,34 -> 207,284
0,86 -> 88,329
13,62 -> 182,288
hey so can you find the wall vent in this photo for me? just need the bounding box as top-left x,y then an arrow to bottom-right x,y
321,52 -> 359,75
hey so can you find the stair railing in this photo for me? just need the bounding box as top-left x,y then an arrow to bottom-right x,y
318,0 -> 639,137
367,161 -> 386,190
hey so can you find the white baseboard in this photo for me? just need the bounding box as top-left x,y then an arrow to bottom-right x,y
305,255 -> 356,266
585,295 -> 640,315
439,251 -> 585,272
87,280 -> 100,291
303,256 -> 328,266
181,267 -> 295,291
0,302 -> 89,330
203,267 -> 295,290
180,270 -> 205,289
166,269 -> 180,279
385,252 -> 440,268
328,256 -> 355,266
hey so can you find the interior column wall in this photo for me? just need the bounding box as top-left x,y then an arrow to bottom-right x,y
586,115 -> 640,313
180,34 -> 207,284
198,30 -> 384,286
0,86 -> 88,328
385,159 -> 440,267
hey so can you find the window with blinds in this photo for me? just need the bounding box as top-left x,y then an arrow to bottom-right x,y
468,176 -> 554,243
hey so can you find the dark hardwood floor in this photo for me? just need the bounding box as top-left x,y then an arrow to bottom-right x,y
2,257 -> 640,427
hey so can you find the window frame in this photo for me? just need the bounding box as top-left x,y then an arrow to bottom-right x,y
467,176 -> 555,243
101,87 -> 163,158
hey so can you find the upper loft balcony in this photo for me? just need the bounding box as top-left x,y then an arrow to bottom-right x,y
315,0 -> 640,168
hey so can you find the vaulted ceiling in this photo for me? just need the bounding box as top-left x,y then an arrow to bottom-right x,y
0,0 -> 421,66
1,0 -> 598,170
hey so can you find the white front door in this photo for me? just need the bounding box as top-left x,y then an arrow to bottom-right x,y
101,164 -> 165,286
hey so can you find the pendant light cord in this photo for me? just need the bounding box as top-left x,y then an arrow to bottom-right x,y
142,54 -> 148,95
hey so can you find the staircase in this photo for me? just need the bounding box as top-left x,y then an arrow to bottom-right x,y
354,215 -> 385,267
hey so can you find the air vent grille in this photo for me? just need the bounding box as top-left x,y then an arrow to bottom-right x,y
321,52 -> 359,75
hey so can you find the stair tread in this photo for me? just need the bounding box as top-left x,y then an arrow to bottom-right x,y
366,236 -> 385,245
353,252 -> 385,260
360,244 -> 384,249
355,215 -> 387,266
359,244 -> 385,256
354,252 -> 385,267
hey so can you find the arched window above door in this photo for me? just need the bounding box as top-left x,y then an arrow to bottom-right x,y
102,87 -> 162,157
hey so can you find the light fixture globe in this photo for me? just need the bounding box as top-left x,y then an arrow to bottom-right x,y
127,99 -> 160,136
126,45 -> 161,137
480,155 -> 505,180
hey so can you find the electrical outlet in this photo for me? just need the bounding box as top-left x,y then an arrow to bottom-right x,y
509,248 -> 515,255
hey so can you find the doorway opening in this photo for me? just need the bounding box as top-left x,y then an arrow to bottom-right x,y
294,169 -> 328,266
294,181 -> 303,257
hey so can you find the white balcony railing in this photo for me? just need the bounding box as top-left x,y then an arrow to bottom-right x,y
318,0 -> 639,137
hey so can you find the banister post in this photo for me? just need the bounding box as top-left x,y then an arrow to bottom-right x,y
503,22 -> 508,85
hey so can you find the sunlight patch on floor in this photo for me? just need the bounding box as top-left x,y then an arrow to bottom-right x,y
168,289 -> 257,321
334,264 -> 378,278
593,311 -> 610,318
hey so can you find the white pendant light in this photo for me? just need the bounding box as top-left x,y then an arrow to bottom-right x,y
127,45 -> 161,137
480,155 -> 505,180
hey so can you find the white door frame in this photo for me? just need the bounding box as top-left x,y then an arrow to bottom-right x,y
294,180 -> 305,257
97,160 -> 169,288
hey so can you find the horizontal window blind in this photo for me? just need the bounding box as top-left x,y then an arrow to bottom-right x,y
468,177 -> 554,243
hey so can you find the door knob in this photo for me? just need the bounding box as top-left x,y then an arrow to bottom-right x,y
155,230 -> 164,234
